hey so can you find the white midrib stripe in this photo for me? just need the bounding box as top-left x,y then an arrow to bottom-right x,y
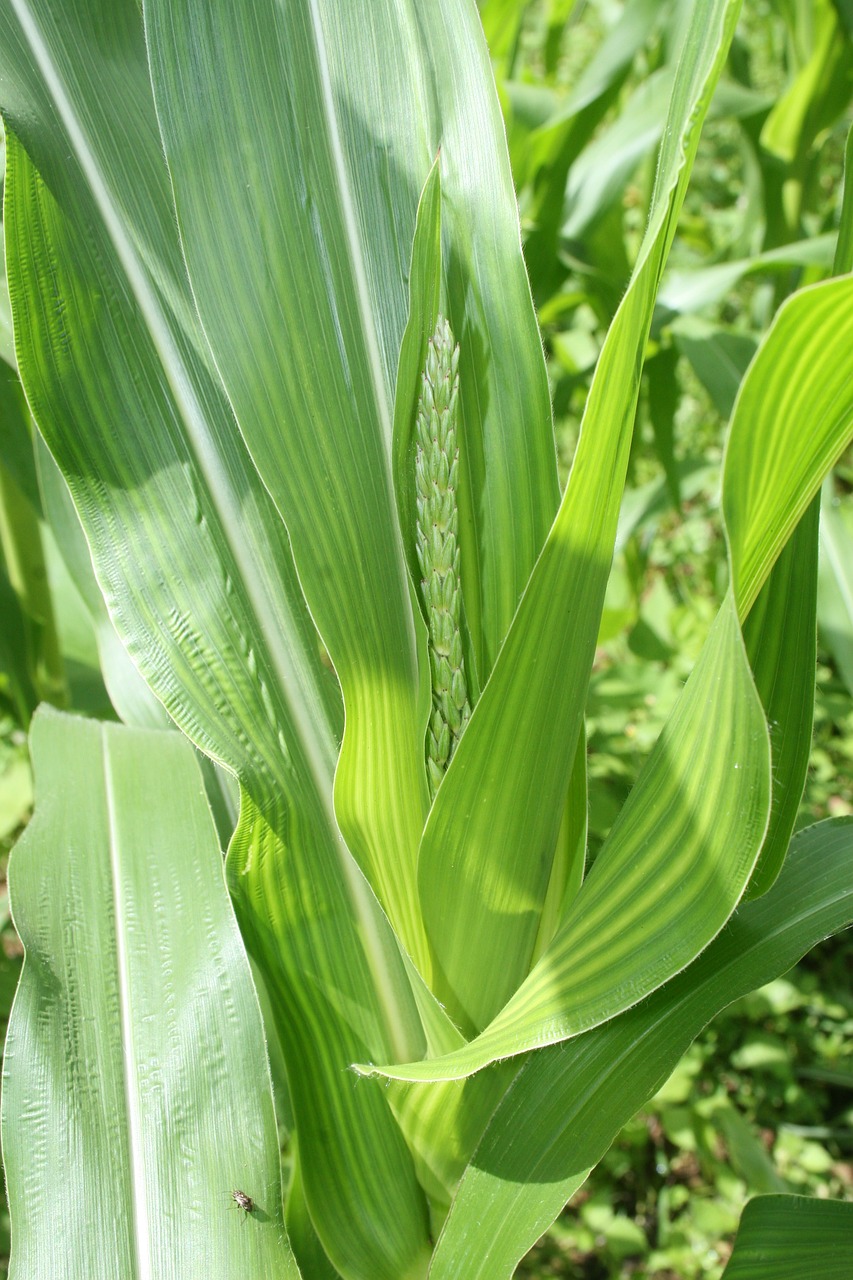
102,729 -> 151,1280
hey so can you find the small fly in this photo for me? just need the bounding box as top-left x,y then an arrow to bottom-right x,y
231,1189 -> 255,1217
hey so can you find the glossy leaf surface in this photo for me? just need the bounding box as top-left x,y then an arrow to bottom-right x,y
430,819 -> 853,1279
2,707 -> 298,1279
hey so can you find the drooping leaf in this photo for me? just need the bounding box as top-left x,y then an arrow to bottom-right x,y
658,235 -> 837,316
2,706 -> 299,1279
723,273 -> 853,618
429,819 -> 853,1279
722,1194 -> 853,1279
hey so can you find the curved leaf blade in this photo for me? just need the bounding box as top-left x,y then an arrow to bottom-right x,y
2,707 -> 298,1279
429,819 -> 853,1279
724,273 -> 853,619
722,1194 -> 853,1280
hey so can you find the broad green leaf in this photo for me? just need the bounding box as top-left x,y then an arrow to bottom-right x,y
0,5 -> 445,1273
146,0 -> 429,960
145,0 -> 559,968
723,273 -> 853,618
429,819 -> 853,1279
722,1194 -> 853,1279
2,707 -> 299,1279
417,0 -> 745,1034
5,125 -> 428,1280
228,792 -> 432,1280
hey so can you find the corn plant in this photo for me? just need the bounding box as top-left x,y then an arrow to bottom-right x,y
1,1 -> 852,1277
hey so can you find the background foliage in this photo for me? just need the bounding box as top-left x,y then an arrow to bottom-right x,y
0,0 -> 851,1276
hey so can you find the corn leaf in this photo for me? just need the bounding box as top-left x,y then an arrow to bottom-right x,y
722,1194 -> 853,1279
2,707 -> 299,1279
724,273 -> 853,618
428,818 -> 853,1279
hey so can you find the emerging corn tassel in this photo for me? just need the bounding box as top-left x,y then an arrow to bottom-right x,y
415,317 -> 471,797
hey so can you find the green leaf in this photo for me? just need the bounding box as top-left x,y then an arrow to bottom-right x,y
672,320 -> 758,419
723,273 -> 853,618
429,818 -> 853,1279
416,0 -> 745,1034
722,1194 -> 853,1279
2,706 -> 299,1278
760,0 -> 853,165
146,0 -> 430,959
228,791 -> 433,1280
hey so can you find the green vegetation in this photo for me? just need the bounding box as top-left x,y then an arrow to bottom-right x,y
0,1 -> 852,1278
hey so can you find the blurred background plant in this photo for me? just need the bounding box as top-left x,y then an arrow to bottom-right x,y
1,0 -> 851,1275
